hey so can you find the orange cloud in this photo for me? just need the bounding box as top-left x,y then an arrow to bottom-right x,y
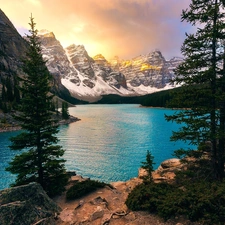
0,0 -> 192,60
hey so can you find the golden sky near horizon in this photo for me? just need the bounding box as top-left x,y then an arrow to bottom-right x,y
0,0 -> 193,60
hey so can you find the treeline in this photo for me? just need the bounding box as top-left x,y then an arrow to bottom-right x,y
0,76 -> 182,110
93,94 -> 141,104
0,75 -> 20,112
94,88 -> 181,107
138,89 -> 174,107
0,76 -> 70,120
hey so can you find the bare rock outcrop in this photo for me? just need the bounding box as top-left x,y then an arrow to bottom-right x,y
55,177 -> 170,225
0,182 -> 61,225
0,158 -> 189,225
138,158 -> 183,183
54,158 -> 194,225
153,158 -> 183,183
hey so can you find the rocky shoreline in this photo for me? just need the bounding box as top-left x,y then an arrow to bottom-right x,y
0,158 -> 201,225
53,158 -> 200,225
0,113 -> 80,133
0,112 -> 200,224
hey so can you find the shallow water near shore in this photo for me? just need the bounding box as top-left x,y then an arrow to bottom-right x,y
0,104 -> 195,190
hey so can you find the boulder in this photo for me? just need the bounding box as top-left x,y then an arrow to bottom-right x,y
138,159 -> 183,183
138,167 -> 148,178
0,182 -> 61,225
152,158 -> 183,183
90,206 -> 105,221
160,158 -> 181,169
90,196 -> 108,206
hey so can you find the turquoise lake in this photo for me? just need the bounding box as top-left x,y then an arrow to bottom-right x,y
0,104 -> 195,190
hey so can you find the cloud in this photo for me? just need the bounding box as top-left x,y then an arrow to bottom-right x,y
0,0 -> 193,60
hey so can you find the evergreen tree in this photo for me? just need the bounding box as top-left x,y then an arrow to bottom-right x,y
166,0 -> 225,180
6,76 -> 13,102
1,82 -> 7,102
13,75 -> 20,104
6,15 -> 68,196
62,101 -> 70,119
1,83 -> 8,112
141,150 -> 155,182
56,98 -> 59,115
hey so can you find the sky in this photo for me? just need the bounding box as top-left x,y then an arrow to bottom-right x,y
0,0 -> 193,60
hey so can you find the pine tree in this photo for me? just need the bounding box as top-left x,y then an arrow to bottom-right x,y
13,75 -> 20,104
166,0 -> 225,180
141,150 -> 155,182
56,98 -> 59,115
1,82 -> 7,102
1,83 -> 8,112
6,15 -> 68,196
6,76 -> 13,102
62,101 -> 70,119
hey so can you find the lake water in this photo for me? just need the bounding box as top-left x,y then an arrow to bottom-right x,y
0,104 -> 194,190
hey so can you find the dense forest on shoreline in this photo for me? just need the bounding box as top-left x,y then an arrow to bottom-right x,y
93,87 -> 178,107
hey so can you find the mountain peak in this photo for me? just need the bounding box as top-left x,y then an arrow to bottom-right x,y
0,8 -> 182,104
93,54 -> 107,62
38,29 -> 55,38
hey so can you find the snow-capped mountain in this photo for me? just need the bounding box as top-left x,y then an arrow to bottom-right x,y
38,30 -> 182,102
0,8 -> 182,104
109,51 -> 179,95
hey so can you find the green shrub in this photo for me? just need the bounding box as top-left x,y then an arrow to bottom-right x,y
126,182 -> 169,213
181,181 -> 225,224
126,180 -> 225,224
66,179 -> 108,200
141,150 -> 155,182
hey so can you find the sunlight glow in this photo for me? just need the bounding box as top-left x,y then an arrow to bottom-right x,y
25,0 -> 41,6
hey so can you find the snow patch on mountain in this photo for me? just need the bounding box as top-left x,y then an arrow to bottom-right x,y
38,30 -> 183,102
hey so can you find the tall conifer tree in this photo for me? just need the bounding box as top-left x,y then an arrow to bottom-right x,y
166,0 -> 225,180
62,101 -> 70,119
6,15 -> 68,196
13,75 -> 20,104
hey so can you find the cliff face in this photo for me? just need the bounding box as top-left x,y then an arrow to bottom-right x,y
110,51 -> 174,91
38,30 -> 80,103
0,9 -> 27,79
0,10 -> 27,59
0,10 -> 86,105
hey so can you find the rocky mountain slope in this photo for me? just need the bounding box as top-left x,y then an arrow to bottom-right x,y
39,31 -> 135,102
0,9 -> 182,104
0,10 -> 79,104
39,30 -> 182,102
0,9 -> 27,82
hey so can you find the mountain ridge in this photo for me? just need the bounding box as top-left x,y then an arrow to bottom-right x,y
39,29 -> 182,102
0,8 -> 182,104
